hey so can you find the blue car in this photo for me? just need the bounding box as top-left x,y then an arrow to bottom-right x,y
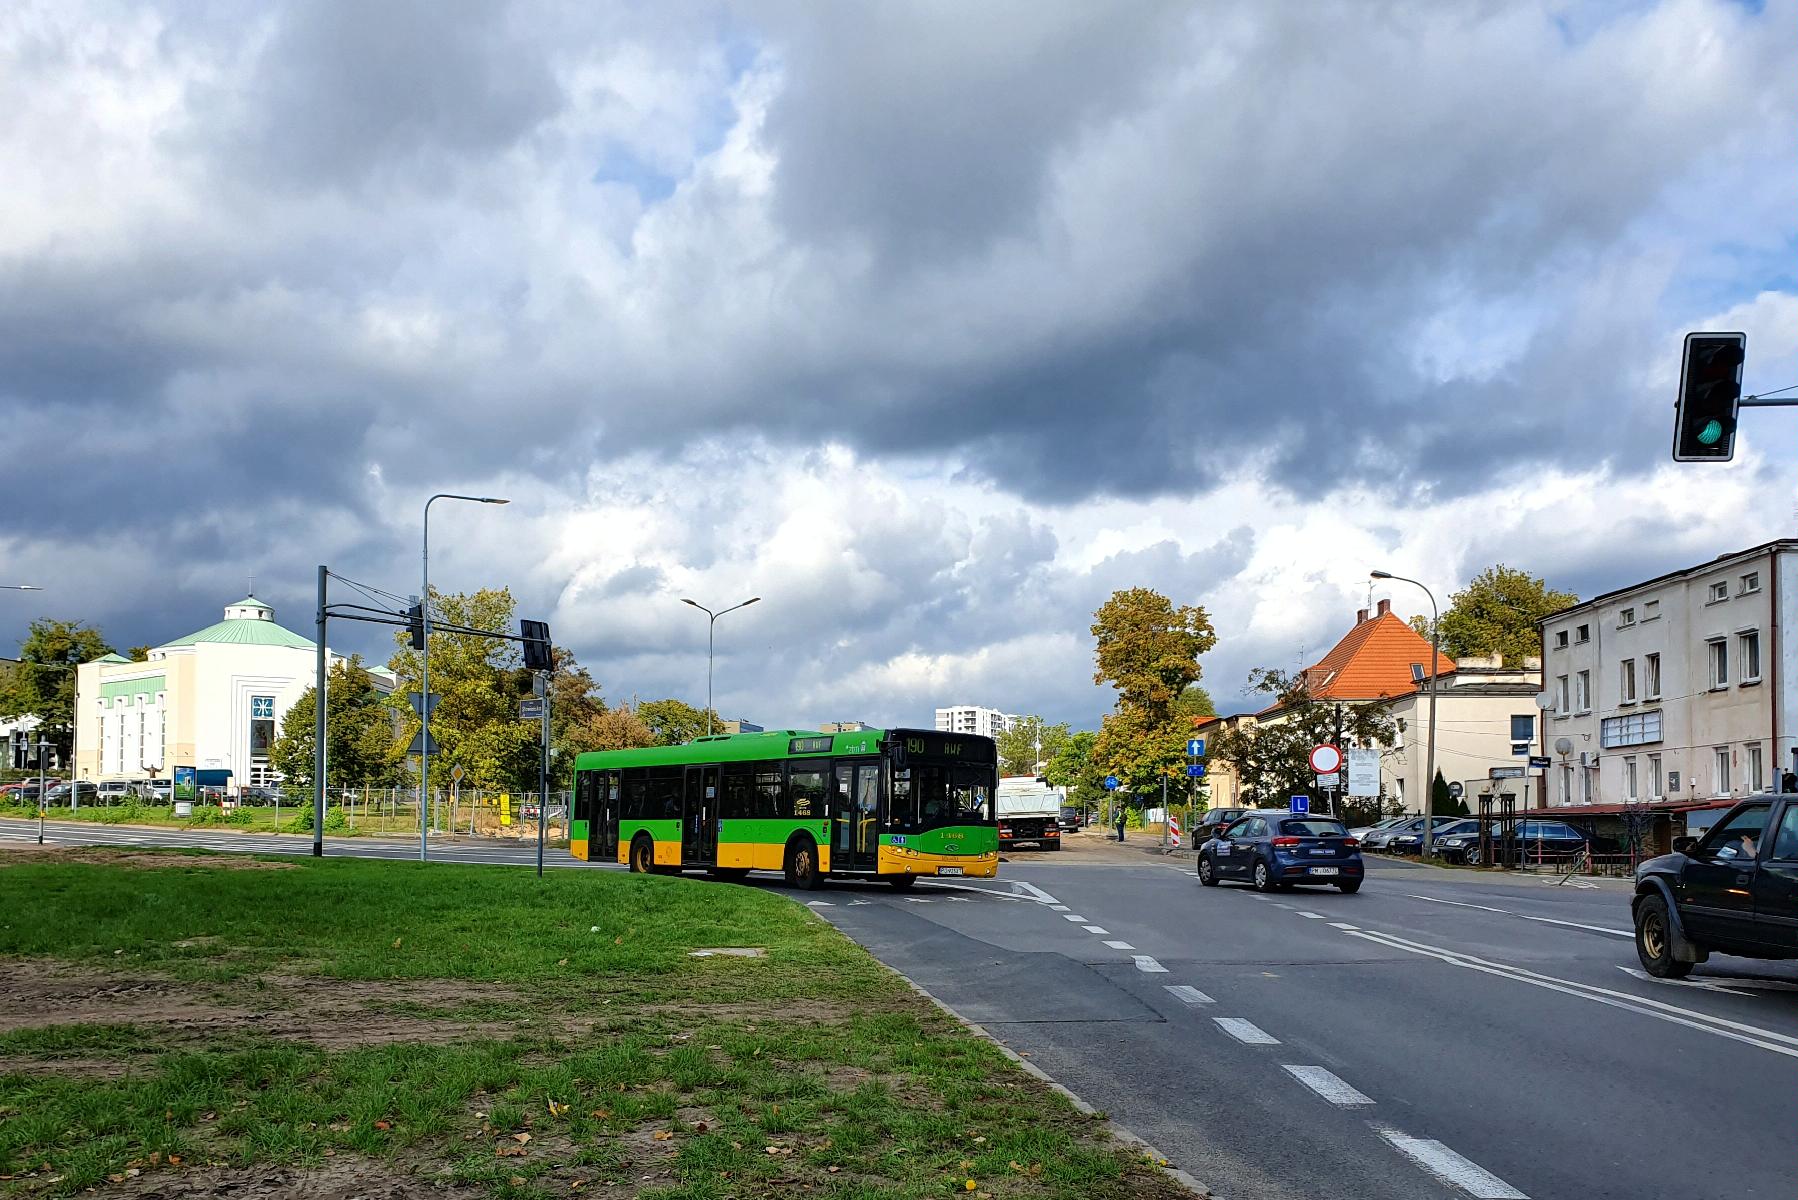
1199,812 -> 1365,894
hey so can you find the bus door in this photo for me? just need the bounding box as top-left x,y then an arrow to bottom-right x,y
597,770 -> 621,860
832,760 -> 880,871
683,766 -> 719,865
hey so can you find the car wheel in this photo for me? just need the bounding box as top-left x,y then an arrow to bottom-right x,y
1198,855 -> 1219,887
1252,860 -> 1275,893
1634,893 -> 1693,979
1464,844 -> 1482,866
1336,880 -> 1362,894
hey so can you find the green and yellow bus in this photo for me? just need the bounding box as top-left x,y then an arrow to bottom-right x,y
569,727 -> 998,888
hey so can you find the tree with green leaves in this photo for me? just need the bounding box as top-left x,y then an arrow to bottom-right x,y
270,656 -> 404,789
1407,565 -> 1578,665
1431,768 -> 1468,817
0,619 -> 114,761
1089,588 -> 1217,796
996,716 -> 1071,776
1173,683 -> 1215,722
637,698 -> 721,746
1043,729 -> 1107,816
1209,669 -> 1397,813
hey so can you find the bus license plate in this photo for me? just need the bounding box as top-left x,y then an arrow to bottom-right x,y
938,867 -> 964,876
1309,866 -> 1339,876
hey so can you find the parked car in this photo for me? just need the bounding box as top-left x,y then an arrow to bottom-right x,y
1363,815 -> 1462,852
1388,818 -> 1482,856
1434,822 -> 1494,864
237,786 -> 279,805
1198,811 -> 1364,893
1057,803 -> 1083,832
1194,807 -> 1250,842
1633,795 -> 1798,978
144,780 -> 172,801
1349,816 -> 1411,841
44,781 -> 98,806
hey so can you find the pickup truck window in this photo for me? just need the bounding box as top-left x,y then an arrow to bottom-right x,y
1702,805 -> 1770,860
1770,805 -> 1798,861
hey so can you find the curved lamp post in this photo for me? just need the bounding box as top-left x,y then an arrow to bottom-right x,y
679,596 -> 760,735
420,493 -> 508,862
1371,569 -> 1441,861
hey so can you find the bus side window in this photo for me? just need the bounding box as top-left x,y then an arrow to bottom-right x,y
622,772 -> 648,821
720,766 -> 751,821
754,765 -> 781,819
575,771 -> 595,821
789,768 -> 826,819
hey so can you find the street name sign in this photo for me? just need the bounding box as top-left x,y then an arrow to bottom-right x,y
519,698 -> 545,720
1528,756 -> 1552,769
1489,766 -> 1525,780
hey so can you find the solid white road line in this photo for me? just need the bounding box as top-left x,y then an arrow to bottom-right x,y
1164,984 -> 1214,1005
1213,1017 -> 1278,1044
1010,880 -> 1061,906
1408,892 -> 1629,938
1104,940 -> 1136,950
1282,1065 -> 1374,1107
1083,925 -> 1110,934
1614,966 -> 1757,995
1345,928 -> 1798,1060
1133,956 -> 1167,973
1063,914 -> 1088,922
1377,1128 -> 1527,1198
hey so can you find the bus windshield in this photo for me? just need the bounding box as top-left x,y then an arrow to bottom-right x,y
891,763 -> 992,831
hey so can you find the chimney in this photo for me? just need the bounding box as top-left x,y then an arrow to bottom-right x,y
1356,608 -> 1369,625
1376,598 -> 1391,617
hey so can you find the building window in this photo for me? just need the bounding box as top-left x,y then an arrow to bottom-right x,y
1555,675 -> 1570,716
1580,767 -> 1594,805
1618,607 -> 1635,628
249,695 -> 276,764
1748,744 -> 1765,793
1559,765 -> 1572,805
1576,624 -> 1590,644
1708,581 -> 1729,604
1575,670 -> 1591,713
1643,599 -> 1660,621
1740,630 -> 1761,683
1620,659 -> 1636,704
1555,630 -> 1569,649
1601,709 -> 1663,748
136,709 -> 145,771
1648,754 -> 1663,800
1741,572 -> 1761,595
1707,638 -> 1729,689
1624,757 -> 1638,801
1644,653 -> 1661,700
1510,714 -> 1534,742
1713,747 -> 1732,795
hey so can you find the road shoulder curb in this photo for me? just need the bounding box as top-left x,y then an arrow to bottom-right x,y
889,969 -> 1215,1198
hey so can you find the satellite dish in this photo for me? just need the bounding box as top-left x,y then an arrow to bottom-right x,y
1554,737 -> 1574,757
1535,691 -> 1555,711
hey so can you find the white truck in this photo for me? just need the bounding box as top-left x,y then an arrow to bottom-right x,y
996,775 -> 1065,850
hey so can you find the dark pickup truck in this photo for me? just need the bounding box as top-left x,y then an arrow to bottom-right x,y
1632,795 -> 1798,977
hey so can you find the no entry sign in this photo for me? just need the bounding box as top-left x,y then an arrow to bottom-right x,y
1309,744 -> 1343,775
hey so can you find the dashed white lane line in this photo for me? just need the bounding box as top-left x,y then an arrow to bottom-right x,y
1103,940 -> 1136,950
1083,925 -> 1110,935
1063,914 -> 1088,922
1050,904 -> 1070,911
1329,922 -> 1359,930
1281,1065 -> 1374,1107
1377,1128 -> 1528,1198
805,900 -> 834,907
1164,984 -> 1214,1005
903,897 -> 934,904
1272,902 -> 1297,910
1133,956 -> 1167,973
1408,893 -> 1629,938
1297,912 -> 1325,919
1213,1017 -> 1279,1045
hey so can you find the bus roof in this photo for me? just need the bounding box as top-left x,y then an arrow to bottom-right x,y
573,727 -> 890,771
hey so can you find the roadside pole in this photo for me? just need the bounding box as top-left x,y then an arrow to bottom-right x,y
536,671 -> 549,878
36,737 -> 47,845
312,565 -> 327,858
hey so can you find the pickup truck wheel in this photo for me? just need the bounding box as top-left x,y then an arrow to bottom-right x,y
1635,893 -> 1694,979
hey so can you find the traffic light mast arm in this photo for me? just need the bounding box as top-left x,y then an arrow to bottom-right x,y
1736,391 -> 1798,407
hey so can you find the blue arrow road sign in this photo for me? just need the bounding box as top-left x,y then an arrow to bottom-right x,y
1187,737 -> 1206,758
1289,794 -> 1310,814
1103,775 -> 1120,791
1187,763 -> 1206,777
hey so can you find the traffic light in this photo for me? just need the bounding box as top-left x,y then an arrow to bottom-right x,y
520,619 -> 552,672
406,603 -> 425,651
1672,332 -> 1746,462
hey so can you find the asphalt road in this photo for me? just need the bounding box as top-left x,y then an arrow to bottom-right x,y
9,819 -> 1797,1197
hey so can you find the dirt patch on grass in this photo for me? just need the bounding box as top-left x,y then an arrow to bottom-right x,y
0,960 -> 530,1046
0,1054 -> 136,1078
77,1158 -> 484,1198
0,845 -> 295,871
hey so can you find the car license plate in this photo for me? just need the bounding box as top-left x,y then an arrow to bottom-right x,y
1309,866 -> 1339,876
938,867 -> 963,876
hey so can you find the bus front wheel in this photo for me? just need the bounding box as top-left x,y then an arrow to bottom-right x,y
629,835 -> 656,875
888,874 -> 917,890
785,838 -> 822,891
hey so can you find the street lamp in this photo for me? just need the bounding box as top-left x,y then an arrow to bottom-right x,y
420,493 -> 509,862
679,596 -> 760,735
1371,569 -> 1441,860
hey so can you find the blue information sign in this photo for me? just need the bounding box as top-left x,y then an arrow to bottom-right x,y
1289,794 -> 1310,814
1187,763 -> 1206,777
1103,775 -> 1120,791
1187,737 -> 1206,758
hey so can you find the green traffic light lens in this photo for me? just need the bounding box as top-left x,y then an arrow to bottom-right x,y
1698,419 -> 1724,446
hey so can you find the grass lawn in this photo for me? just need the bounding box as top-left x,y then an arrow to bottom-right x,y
0,847 -> 1189,1200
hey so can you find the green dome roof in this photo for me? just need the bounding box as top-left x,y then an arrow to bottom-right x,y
161,619 -> 314,650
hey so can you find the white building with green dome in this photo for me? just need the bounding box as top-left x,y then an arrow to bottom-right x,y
73,595 -> 388,790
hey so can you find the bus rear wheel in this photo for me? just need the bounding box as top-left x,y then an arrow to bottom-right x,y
785,838 -> 822,891
629,835 -> 656,875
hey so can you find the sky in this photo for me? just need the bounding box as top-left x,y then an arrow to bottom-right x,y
2,0 -> 1795,731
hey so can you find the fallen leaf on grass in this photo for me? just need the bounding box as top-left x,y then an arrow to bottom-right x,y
569,1182 -> 586,1191
496,1147 -> 527,1159
556,958 -> 568,966
589,1109 -> 612,1120
374,1120 -> 391,1131
392,938 -> 402,949
653,1131 -> 673,1141
509,1176 -> 526,1187
827,1166 -> 840,1174
512,1133 -> 532,1144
